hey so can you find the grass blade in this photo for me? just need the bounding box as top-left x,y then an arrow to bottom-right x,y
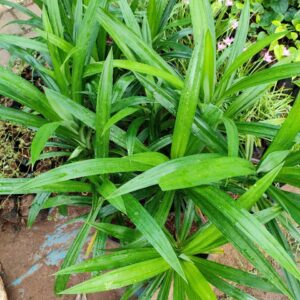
20,153 -> 168,190
171,42 -> 202,158
223,63 -> 300,97
190,187 -> 298,298
223,117 -> 239,157
96,50 -> 113,158
159,157 -> 255,191
56,248 -> 159,275
182,261 -> 216,300
27,193 -> 51,228
264,93 -> 300,157
109,154 -> 220,198
30,122 -> 61,166
61,258 -> 169,294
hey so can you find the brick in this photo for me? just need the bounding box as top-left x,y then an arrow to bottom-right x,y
0,11 -> 23,35
0,0 -> 21,13
0,5 -> 9,15
26,3 -> 41,16
0,49 -> 11,66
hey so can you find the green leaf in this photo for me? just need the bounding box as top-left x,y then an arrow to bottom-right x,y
258,151 -> 290,173
55,197 -> 103,293
84,60 -> 183,89
0,34 -> 48,54
191,257 -> 280,293
154,191 -> 175,227
91,222 -> 140,242
0,105 -> 47,129
147,0 -> 169,38
30,122 -> 62,166
72,0 -> 100,103
227,0 -> 250,67
171,42 -> 202,158
109,154 -> 220,198
42,89 -> 148,153
123,195 -> 186,280
97,179 -> 126,213
60,258 -> 169,294
178,199 -> 195,242
190,187 -> 297,298
94,179 -> 184,279
183,165 -> 283,254
218,32 -> 286,95
217,0 -> 250,98
285,151 -> 300,166
201,270 -> 257,300
42,195 -> 92,209
97,8 -> 177,77
173,272 -> 186,300
159,157 -> 255,191
190,0 -> 215,46
45,89 -> 76,124
96,50 -> 113,158
137,74 -> 227,153
238,165 -> 283,210
27,193 -> 51,228
182,261 -> 216,300
139,274 -> 164,300
119,0 -> 142,37
264,93 -> 300,157
44,0 -> 63,38
37,29 -> 73,53
202,30 -> 215,103
126,117 -> 145,155
268,187 -> 300,225
223,63 -> 300,97
276,167 -> 300,187
157,270 -> 173,300
223,117 -> 239,157
56,248 -> 159,275
278,215 -> 300,243
20,153 -> 168,190
41,7 -> 68,95
224,85 -> 268,118
0,67 -> 58,121
0,180 -> 92,195
103,107 -> 140,135
236,122 -> 300,142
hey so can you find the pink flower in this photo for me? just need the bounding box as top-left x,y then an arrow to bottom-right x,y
226,0 -> 233,6
263,51 -> 273,63
231,20 -> 238,29
223,36 -> 234,45
218,42 -> 227,51
283,47 -> 290,57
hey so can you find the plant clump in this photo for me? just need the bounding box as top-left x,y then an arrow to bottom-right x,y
0,0 -> 300,299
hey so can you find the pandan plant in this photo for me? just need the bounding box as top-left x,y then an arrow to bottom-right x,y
1,0 -> 300,298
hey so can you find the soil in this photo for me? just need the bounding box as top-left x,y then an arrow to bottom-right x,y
0,207 -> 122,300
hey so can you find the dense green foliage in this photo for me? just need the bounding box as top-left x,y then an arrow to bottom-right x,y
0,0 -> 300,298
250,0 -> 300,59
